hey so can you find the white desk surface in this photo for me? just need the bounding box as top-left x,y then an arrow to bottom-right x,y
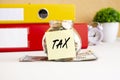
0,38 -> 120,80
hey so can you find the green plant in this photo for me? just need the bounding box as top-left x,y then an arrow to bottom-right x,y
93,7 -> 120,23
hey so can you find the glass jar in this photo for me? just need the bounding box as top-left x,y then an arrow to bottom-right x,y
42,20 -> 81,61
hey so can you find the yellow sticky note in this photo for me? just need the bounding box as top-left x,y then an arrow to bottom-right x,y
45,29 -> 76,60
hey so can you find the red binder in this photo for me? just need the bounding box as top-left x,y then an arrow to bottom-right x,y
0,23 -> 88,52
74,23 -> 88,49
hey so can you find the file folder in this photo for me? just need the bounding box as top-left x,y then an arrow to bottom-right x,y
0,4 -> 88,52
0,4 -> 75,23
0,23 -> 88,52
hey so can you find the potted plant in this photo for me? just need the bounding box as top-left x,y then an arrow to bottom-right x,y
93,7 -> 120,42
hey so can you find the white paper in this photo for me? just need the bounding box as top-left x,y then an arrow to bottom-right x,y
0,8 -> 24,20
0,28 -> 28,48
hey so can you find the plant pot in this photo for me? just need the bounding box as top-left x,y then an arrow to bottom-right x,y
102,22 -> 119,42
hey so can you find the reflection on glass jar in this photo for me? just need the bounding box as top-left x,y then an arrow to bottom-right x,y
42,20 -> 81,61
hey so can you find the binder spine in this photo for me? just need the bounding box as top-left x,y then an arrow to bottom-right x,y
0,4 -> 75,24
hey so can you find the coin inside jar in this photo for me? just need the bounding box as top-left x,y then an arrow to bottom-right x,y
42,20 -> 82,61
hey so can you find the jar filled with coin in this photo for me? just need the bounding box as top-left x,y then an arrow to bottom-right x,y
42,20 -> 81,61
